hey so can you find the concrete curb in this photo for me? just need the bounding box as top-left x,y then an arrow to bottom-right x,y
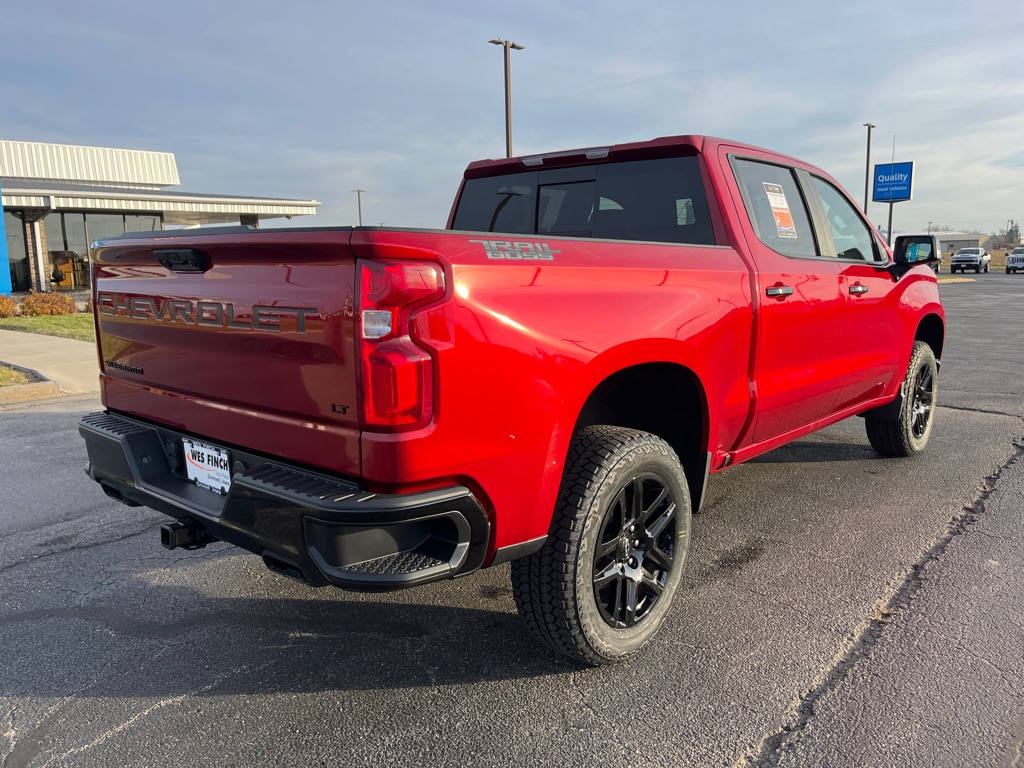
0,363 -> 62,404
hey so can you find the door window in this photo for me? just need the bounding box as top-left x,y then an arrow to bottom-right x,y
732,158 -> 818,258
811,178 -> 879,262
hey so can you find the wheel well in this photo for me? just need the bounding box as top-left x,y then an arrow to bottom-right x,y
916,314 -> 945,360
573,363 -> 708,509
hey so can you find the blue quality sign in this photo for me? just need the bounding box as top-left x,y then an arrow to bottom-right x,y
873,161 -> 915,203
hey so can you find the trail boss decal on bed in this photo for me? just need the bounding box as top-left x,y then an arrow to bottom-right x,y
97,293 -> 319,333
468,239 -> 560,260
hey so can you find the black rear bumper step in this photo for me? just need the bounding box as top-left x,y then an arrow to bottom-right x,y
79,411 -> 490,591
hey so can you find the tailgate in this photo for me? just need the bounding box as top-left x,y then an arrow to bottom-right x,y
92,228 -> 361,474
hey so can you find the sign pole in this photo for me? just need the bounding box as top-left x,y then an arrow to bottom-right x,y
887,203 -> 894,246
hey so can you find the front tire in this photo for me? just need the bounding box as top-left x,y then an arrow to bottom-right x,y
511,426 -> 691,665
865,341 -> 938,456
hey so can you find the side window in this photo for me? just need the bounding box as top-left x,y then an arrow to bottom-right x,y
732,158 -> 818,258
593,157 -> 716,245
811,177 -> 878,261
451,172 -> 538,233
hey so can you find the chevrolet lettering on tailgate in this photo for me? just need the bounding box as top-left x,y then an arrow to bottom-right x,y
97,293 -> 319,333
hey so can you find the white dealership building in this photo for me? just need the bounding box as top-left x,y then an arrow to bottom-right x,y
1,139 -> 320,295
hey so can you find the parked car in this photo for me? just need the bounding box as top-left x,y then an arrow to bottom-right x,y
950,247 -> 991,274
1006,246 -> 1024,274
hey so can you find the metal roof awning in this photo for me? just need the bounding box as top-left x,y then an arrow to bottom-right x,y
1,180 -> 321,225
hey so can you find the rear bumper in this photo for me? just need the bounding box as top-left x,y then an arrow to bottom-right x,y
79,411 -> 490,591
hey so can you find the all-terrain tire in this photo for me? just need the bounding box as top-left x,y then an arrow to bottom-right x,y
511,426 -> 691,665
865,341 -> 938,456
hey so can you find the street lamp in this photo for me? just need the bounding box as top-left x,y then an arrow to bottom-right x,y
863,122 -> 875,215
353,189 -> 365,226
489,38 -> 525,158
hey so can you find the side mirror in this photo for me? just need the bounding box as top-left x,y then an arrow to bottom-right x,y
893,235 -> 939,266
891,235 -> 940,279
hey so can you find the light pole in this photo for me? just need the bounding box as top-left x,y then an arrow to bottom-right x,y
353,189 -> 365,226
489,38 -> 525,158
863,122 -> 875,215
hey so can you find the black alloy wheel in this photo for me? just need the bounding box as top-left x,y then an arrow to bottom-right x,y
591,473 -> 677,628
909,357 -> 934,441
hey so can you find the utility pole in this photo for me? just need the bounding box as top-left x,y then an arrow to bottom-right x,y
489,38 -> 525,158
863,122 -> 875,215
353,189 -> 365,226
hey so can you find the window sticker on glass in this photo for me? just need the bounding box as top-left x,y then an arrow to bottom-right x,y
762,182 -> 798,239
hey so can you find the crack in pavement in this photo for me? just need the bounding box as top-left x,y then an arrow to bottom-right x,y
29,658 -> 257,768
741,437 -> 1024,768
0,523 -> 162,578
942,403 -> 1023,419
1,707 -> 16,767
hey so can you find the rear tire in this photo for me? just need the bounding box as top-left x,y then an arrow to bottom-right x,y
865,341 -> 938,456
511,426 -> 691,665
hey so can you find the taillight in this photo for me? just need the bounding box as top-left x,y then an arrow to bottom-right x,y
358,259 -> 445,429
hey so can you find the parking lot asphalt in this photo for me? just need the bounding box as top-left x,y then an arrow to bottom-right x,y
1,273 -> 1022,767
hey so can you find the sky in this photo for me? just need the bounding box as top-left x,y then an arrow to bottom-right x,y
2,0 -> 1022,237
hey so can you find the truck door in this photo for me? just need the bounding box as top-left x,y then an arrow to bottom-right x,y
804,175 -> 902,409
726,154 -> 849,444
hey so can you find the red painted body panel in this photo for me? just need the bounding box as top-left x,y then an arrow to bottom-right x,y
353,230 -> 752,549
90,134 -> 945,563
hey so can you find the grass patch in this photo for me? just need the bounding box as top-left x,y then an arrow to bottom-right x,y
0,364 -> 35,387
0,314 -> 95,342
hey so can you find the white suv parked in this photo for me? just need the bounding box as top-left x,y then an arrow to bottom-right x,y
950,247 -> 991,274
1006,247 -> 1024,274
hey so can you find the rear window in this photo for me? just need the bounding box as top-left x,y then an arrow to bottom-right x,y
451,157 -> 716,245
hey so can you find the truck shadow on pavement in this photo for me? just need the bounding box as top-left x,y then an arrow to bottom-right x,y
748,437 -> 886,464
0,573 -> 581,699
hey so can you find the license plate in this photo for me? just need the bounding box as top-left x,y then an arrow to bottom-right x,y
182,438 -> 231,495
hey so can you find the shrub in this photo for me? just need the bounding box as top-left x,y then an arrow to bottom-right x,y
0,295 -> 19,318
19,291 -> 78,316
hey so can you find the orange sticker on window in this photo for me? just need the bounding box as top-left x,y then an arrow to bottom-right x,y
763,182 -> 798,238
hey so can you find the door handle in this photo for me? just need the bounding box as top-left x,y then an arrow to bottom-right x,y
766,285 -> 794,297
849,284 -> 869,295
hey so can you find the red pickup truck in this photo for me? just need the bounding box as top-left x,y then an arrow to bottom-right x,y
79,135 -> 944,665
